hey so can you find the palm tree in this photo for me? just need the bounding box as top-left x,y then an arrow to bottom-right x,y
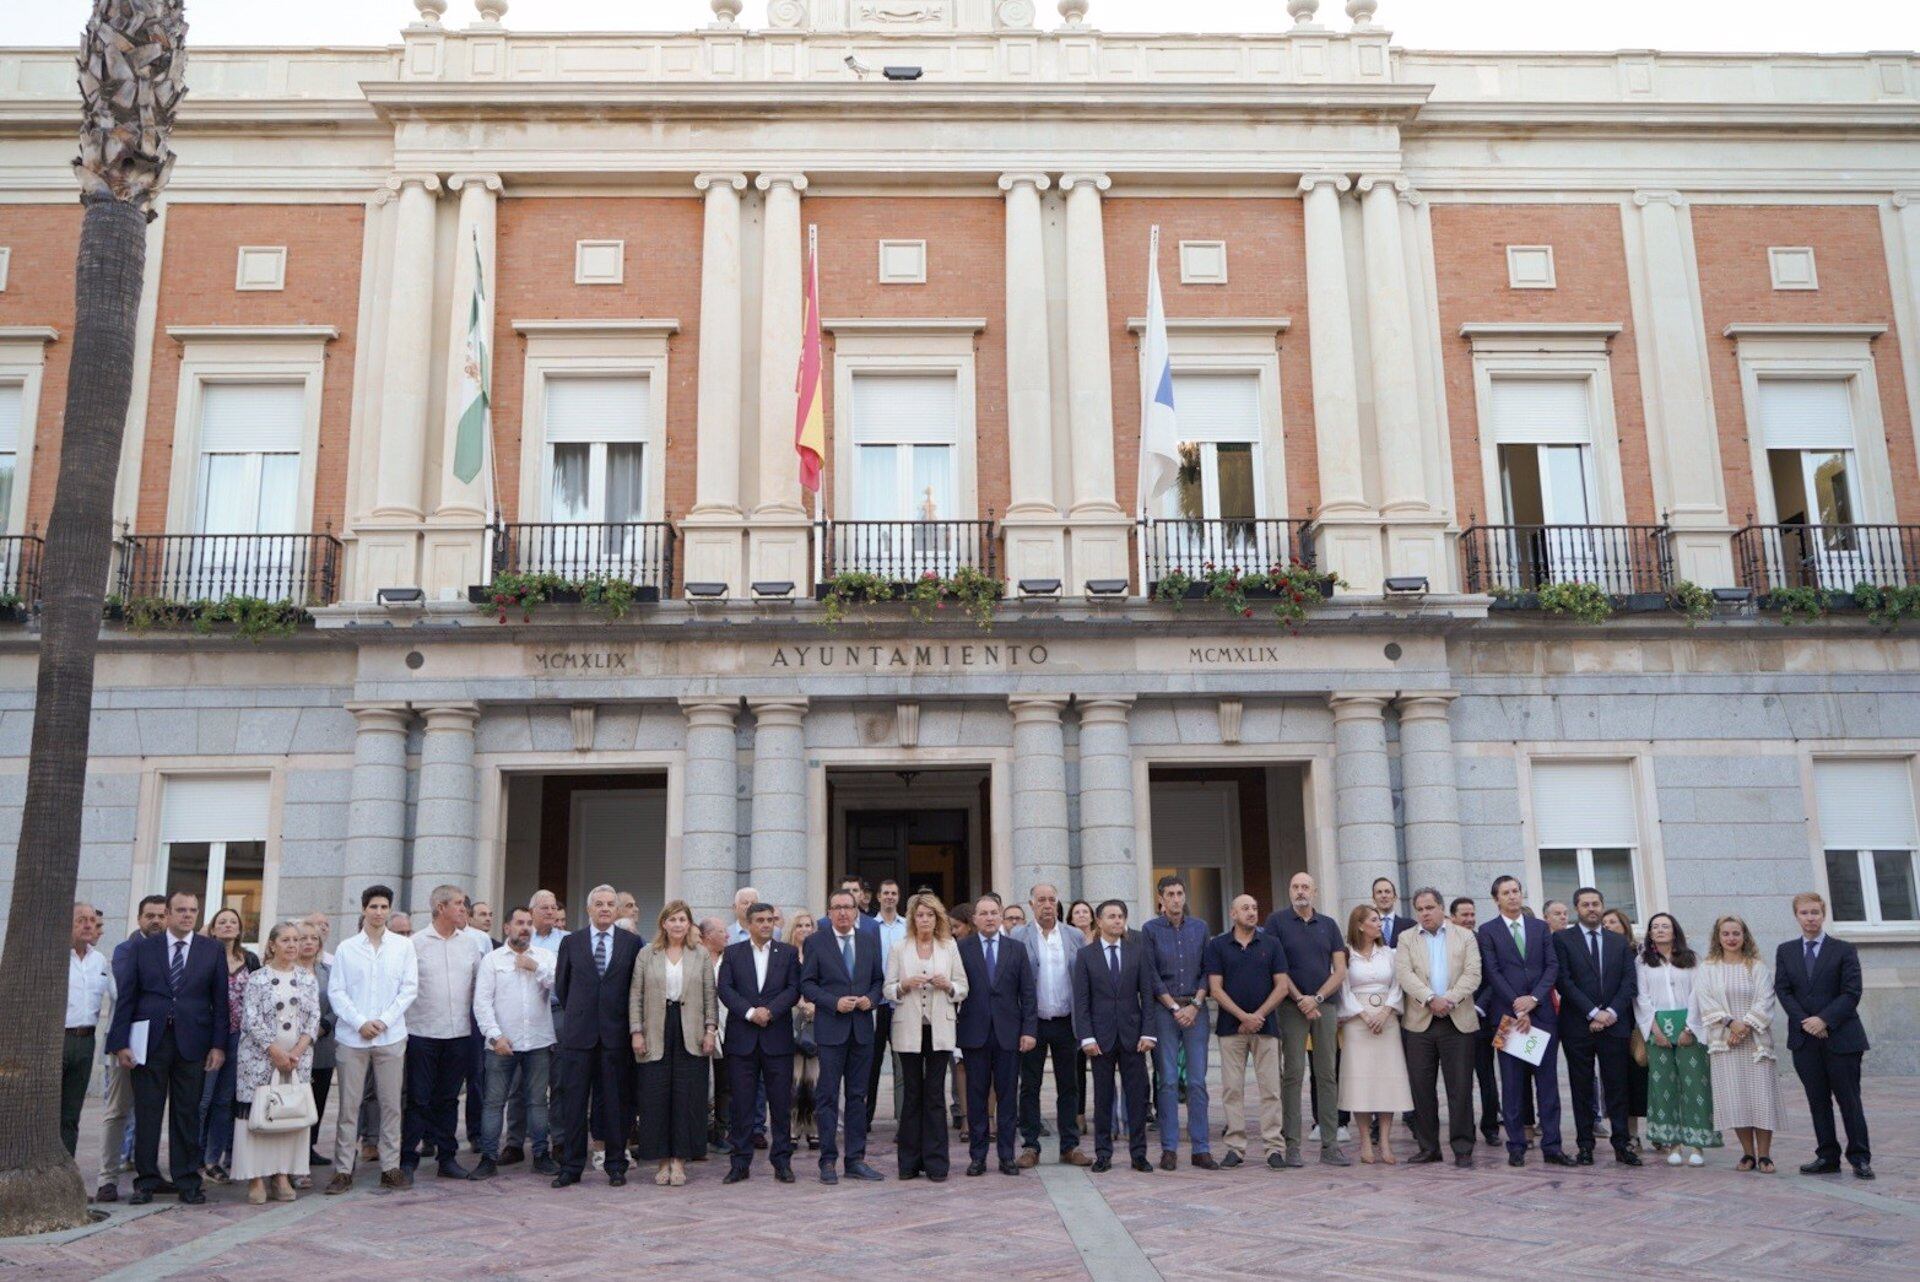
0,0 -> 186,1235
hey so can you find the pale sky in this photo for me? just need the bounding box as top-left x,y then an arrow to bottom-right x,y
6,0 -> 1917,53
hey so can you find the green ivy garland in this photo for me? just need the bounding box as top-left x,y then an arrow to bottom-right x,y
1851,582 -> 1920,630
1668,580 -> 1713,626
1153,560 -> 1331,630
1768,585 -> 1830,624
120,594 -> 308,643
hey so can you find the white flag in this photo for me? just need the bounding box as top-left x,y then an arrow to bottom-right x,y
1138,227 -> 1179,512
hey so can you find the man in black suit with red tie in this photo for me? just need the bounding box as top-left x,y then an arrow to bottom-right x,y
1777,891 -> 1872,1179
956,892 -> 1037,1177
718,901 -> 801,1183
106,889 -> 231,1205
550,884 -> 642,1188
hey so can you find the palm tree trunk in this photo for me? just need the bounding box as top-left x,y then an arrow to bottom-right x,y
0,0 -> 184,1235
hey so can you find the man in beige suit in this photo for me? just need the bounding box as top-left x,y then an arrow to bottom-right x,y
1395,887 -> 1483,1168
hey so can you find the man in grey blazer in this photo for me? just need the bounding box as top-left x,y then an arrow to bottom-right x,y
1010,884 -> 1090,1166
1071,899 -> 1159,1173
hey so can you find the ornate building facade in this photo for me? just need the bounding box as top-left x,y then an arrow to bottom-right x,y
1,1 -> 1919,1065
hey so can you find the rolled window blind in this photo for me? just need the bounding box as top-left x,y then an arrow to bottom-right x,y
1489,378 -> 1591,446
851,373 -> 957,445
1170,372 -> 1260,444
1757,379 -> 1854,451
0,383 -> 21,454
1531,760 -> 1637,847
160,774 -> 271,844
1815,759 -> 1917,849
198,382 -> 304,454
544,375 -> 648,444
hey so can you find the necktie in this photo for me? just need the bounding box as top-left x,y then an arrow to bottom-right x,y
594,931 -> 608,976
1589,929 -> 1602,974
1510,919 -> 1526,959
1805,938 -> 1818,969
1107,944 -> 1120,981
985,936 -> 997,984
1383,918 -> 1393,946
170,939 -> 186,993
841,933 -> 854,975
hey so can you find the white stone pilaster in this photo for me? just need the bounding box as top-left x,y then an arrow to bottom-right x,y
342,702 -> 412,918
747,696 -> 809,916
373,173 -> 441,523
1000,173 -> 1067,584
1060,173 -> 1130,586
423,173 -> 500,600
684,172 -> 750,593
1076,696 -> 1136,909
411,703 -> 481,911
1009,695 -> 1070,899
1396,692 -> 1464,899
680,696 -> 741,921
1329,692 -> 1396,909
750,173 -> 812,588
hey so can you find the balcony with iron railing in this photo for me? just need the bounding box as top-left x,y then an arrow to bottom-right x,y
814,515 -> 998,585
488,519 -> 678,600
0,532 -> 43,611
1735,522 -> 1920,595
1460,521 -> 1672,597
1141,517 -> 1314,590
117,532 -> 343,607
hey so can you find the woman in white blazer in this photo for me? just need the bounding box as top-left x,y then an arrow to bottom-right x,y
884,891 -> 970,1181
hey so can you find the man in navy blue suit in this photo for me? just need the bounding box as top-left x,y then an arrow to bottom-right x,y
1072,899 -> 1159,1173
106,889 -> 231,1205
1552,886 -> 1641,1166
549,884 -> 641,1188
1476,876 -> 1575,1168
956,892 -> 1036,1177
1777,891 -> 1873,1179
717,901 -> 801,1183
800,888 -> 887,1183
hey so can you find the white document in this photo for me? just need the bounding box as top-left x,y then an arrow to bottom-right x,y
1499,1024 -> 1550,1067
129,1020 -> 150,1067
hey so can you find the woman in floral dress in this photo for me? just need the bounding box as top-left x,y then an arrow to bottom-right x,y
1634,913 -> 1720,1165
231,921 -> 320,1203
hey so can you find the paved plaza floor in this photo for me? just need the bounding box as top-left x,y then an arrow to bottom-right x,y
4,1076 -> 1915,1280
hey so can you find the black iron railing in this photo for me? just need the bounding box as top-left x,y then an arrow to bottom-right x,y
816,517 -> 997,582
491,520 -> 677,594
0,532 -> 43,606
1735,522 -> 1920,594
1461,522 -> 1672,596
118,532 -> 343,605
1142,517 -> 1311,586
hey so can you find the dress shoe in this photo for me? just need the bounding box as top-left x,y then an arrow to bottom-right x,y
1507,1153 -> 1525,1167
966,1159 -> 987,1177
1060,1148 -> 1091,1167
325,1172 -> 354,1195
498,1146 -> 525,1166
532,1155 -> 558,1175
1853,1163 -> 1876,1180
1408,1151 -> 1443,1165
379,1169 -> 408,1191
1615,1149 -> 1643,1167
550,1171 -> 580,1188
1267,1153 -> 1287,1170
1574,1150 -> 1595,1166
1481,1130 -> 1501,1147
1091,1157 -> 1112,1173
1219,1152 -> 1243,1169
154,1182 -> 179,1195
470,1157 -> 498,1180
128,1189 -> 154,1206
396,1168 -> 415,1189
360,1142 -> 380,1164
898,1169 -> 923,1181
752,1134 -> 768,1150
309,1150 -> 332,1167
847,1161 -> 884,1182
437,1158 -> 473,1180
1542,1152 -> 1577,1167
807,1137 -> 821,1151
178,1188 -> 206,1205
94,1183 -> 118,1203
1000,1160 -> 1020,1176
722,1168 -> 749,1184
773,1166 -> 795,1183
819,1167 -> 840,1185
1017,1149 -> 1039,1169
607,1172 -> 626,1187
1190,1153 -> 1218,1170
1131,1156 -> 1154,1173
1455,1154 -> 1474,1168
1799,1159 -> 1841,1175
1159,1150 -> 1178,1171
927,1172 -> 947,1183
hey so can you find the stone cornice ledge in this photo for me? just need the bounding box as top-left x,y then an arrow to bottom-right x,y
512,318 -> 680,336
821,317 -> 986,335
0,326 -> 60,344
166,324 -> 339,343
1126,316 -> 1290,335
1459,321 -> 1622,353
1722,322 -> 1887,340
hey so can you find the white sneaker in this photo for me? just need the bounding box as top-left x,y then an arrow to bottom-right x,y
1666,1148 -> 1684,1166
1686,1149 -> 1705,1167
1337,1126 -> 1350,1142
1592,1120 -> 1610,1138
1308,1125 -> 1322,1142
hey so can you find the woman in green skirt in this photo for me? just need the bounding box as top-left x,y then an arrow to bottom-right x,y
1633,913 -> 1720,1165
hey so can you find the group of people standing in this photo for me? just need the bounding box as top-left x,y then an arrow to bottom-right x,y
59,867 -> 1875,1205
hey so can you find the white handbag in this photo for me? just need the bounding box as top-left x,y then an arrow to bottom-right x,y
248,1068 -> 318,1134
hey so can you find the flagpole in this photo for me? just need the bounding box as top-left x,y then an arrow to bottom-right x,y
478,225 -> 499,580
1137,224 -> 1159,594
807,222 -> 824,587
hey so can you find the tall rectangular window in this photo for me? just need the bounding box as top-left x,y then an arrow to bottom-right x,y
543,375 -> 649,526
1815,759 -> 1918,925
847,373 -> 960,576
0,383 -> 19,536
1490,378 -> 1602,585
158,774 -> 272,942
195,383 -> 303,537
1531,760 -> 1640,921
1758,379 -> 1866,585
1155,371 -> 1276,574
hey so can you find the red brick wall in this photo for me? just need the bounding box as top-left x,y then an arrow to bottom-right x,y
1101,197 -> 1320,519
1429,203 -> 1658,526
808,197 -> 1008,518
137,203 -> 366,533
0,205 -> 82,532
492,196 -> 703,522
1692,204 -> 1917,524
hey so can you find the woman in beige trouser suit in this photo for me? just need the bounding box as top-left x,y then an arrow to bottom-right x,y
628,901 -> 717,1187
885,892 -> 970,1181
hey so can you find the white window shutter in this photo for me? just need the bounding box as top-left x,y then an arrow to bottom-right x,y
1489,378 -> 1592,446
544,376 -> 649,444
1757,379 -> 1855,451
1815,760 -> 1918,849
1531,761 -> 1638,847
0,384 -> 20,454
850,374 -> 957,445
198,383 -> 304,454
160,774 -> 271,844
1169,372 -> 1260,444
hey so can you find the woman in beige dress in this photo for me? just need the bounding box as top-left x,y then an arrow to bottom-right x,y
1338,905 -> 1414,1163
231,922 -> 319,1204
1691,914 -> 1783,1172
884,891 -> 969,1181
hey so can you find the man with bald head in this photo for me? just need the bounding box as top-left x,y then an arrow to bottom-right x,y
1264,872 -> 1350,1167
1012,882 -> 1089,1166
1206,894 -> 1292,1167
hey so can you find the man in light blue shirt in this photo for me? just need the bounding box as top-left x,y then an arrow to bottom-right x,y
1395,887 -> 1483,1168
727,887 -> 759,946
867,879 -> 908,1129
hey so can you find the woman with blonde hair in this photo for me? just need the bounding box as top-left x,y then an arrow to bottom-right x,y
1337,904 -> 1413,1163
629,899 -> 718,1187
885,891 -> 970,1180
1691,914 -> 1782,1172
787,913 -> 822,1150
231,921 -> 319,1204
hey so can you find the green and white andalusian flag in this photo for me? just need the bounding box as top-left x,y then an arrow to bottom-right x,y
453,228 -> 489,485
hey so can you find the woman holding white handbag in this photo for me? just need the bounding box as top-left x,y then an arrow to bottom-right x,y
232,921 -> 320,1203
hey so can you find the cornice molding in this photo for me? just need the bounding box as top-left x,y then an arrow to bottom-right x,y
1125,316 -> 1291,335
512,318 -> 681,337
1458,321 -> 1623,354
0,326 -> 59,345
165,324 -> 340,344
1722,322 -> 1887,341
821,317 -> 987,335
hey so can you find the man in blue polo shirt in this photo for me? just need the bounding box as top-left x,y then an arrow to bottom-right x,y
1205,894 -> 1291,1169
1263,872 -> 1350,1167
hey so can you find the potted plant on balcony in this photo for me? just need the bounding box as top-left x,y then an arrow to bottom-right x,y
819,566 -> 1004,631
1153,559 -> 1334,631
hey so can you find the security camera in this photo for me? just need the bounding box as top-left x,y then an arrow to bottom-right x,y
844,53 -> 874,79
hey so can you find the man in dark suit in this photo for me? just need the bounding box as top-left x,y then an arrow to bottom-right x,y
1071,898 -> 1159,1173
106,889 -> 231,1205
1476,876 -> 1574,1168
549,884 -> 641,1188
1552,887 -> 1641,1166
1372,877 -> 1416,949
956,892 -> 1036,1176
717,901 -> 801,1183
800,888 -> 886,1183
1450,897 -> 1503,1145
1776,891 -> 1872,1179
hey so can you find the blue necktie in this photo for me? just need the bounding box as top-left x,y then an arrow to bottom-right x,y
170,939 -> 186,994
840,933 -> 854,975
1804,938 -> 1817,969
985,936 -> 997,984
594,931 -> 608,976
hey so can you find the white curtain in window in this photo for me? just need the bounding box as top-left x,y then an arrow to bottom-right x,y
1815,759 -> 1918,849
160,773 -> 271,844
1489,378 -> 1592,446
1531,760 -> 1638,847
0,384 -> 19,535
1758,379 -> 1855,451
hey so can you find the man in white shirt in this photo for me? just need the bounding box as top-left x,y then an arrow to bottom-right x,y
512,888 -> 566,1162
63,902 -> 112,1158
471,905 -> 556,1179
1012,882 -> 1091,1167
460,895 -> 495,1154
403,884 -> 487,1182
95,895 -> 167,1203
325,884 -> 418,1193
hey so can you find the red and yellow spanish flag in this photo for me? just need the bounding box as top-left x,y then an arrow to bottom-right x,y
793,229 -> 826,493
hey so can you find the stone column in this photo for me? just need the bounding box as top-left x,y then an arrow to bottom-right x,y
747,697 -> 809,916
1328,693 -> 1397,908
753,172 -> 809,520
1009,695 -> 1070,899
1076,696 -> 1136,910
1357,175 -> 1427,516
1059,173 -> 1119,520
373,173 -> 442,522
1396,692 -> 1465,900
411,703 -> 481,910
342,702 -> 412,917
998,172 -> 1067,584
679,697 -> 741,921
683,172 -> 750,593
1629,190 -> 1734,585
